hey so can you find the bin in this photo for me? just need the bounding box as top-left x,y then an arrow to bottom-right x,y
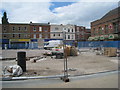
17,52 -> 26,72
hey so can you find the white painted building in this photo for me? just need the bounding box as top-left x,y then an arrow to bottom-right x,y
50,25 -> 63,39
63,24 -> 75,41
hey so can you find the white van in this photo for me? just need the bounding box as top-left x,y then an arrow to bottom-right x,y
44,40 -> 63,49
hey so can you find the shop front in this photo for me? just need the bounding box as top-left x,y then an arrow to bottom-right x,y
9,39 -> 30,49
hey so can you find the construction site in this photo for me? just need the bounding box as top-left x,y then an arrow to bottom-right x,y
1,46 -> 119,78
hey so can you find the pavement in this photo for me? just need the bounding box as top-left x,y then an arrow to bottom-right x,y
2,71 -> 119,88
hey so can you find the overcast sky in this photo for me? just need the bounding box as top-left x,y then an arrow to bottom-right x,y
0,0 -> 119,28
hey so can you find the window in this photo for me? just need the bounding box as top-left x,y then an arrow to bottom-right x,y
24,27 -> 27,31
81,31 -> 84,35
43,27 -> 48,31
19,34 -> 21,38
68,35 -> 70,39
99,27 -> 102,35
33,27 -> 36,31
13,34 -> 15,37
72,29 -> 74,32
68,29 -> 70,32
53,34 -> 55,37
39,27 -> 42,31
55,27 -> 59,30
24,34 -> 27,38
72,35 -> 74,39
3,27 -> 6,31
3,35 -> 7,37
13,27 -> 15,31
33,34 -> 36,38
105,25 -> 108,34
18,27 -> 21,31
58,34 -> 60,36
39,34 -> 42,38
44,35 -> 48,39
113,23 -> 118,33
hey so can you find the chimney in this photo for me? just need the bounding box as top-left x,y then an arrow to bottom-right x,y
48,22 -> 50,24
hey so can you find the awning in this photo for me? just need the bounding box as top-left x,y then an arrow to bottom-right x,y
94,36 -> 99,40
100,35 -> 104,40
88,37 -> 94,41
108,34 -> 118,39
100,35 -> 108,40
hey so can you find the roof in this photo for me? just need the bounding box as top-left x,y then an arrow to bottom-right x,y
30,23 -> 50,26
91,6 -> 120,25
101,6 -> 120,19
9,23 -> 29,25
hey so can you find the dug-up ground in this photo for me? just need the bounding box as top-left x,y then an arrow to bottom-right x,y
1,49 -> 119,77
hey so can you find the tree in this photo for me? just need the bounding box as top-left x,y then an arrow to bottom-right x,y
2,12 -> 9,24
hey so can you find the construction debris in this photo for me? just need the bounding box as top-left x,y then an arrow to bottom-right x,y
2,65 -> 23,77
104,47 -> 117,57
70,46 -> 78,56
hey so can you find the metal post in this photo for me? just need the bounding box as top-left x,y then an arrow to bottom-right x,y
62,31 -> 69,82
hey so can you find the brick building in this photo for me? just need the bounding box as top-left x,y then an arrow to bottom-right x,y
90,6 -> 120,41
75,25 -> 90,41
30,22 -> 50,39
9,23 -> 30,49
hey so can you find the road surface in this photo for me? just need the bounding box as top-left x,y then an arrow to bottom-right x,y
2,71 -> 119,88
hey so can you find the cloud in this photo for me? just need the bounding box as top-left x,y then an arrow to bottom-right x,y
51,2 -> 118,28
0,2 -> 54,23
0,1 -> 119,28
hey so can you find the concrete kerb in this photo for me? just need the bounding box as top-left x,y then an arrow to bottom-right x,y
1,74 -> 70,81
1,70 -> 119,81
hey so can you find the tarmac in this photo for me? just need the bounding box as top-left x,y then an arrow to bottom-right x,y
2,70 -> 119,88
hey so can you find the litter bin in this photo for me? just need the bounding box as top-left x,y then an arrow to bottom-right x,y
17,52 -> 26,72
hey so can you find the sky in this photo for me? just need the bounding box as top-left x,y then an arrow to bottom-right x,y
0,0 -> 119,28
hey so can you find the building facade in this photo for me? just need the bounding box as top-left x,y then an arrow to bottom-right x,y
63,24 -> 75,41
50,24 -> 63,39
30,22 -> 50,39
75,25 -> 86,41
90,6 -> 120,41
30,22 -> 50,48
9,23 -> 30,49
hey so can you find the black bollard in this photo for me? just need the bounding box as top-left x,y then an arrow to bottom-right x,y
17,52 -> 26,72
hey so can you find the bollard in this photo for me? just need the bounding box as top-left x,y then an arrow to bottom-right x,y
17,52 -> 26,72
